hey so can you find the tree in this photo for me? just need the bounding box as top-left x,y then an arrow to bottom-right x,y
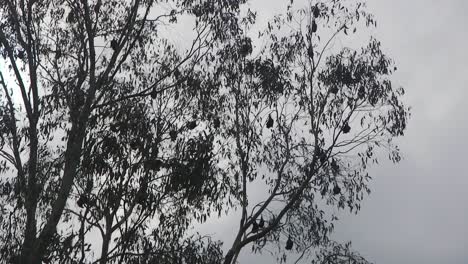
0,0 -> 247,263
216,1 -> 410,263
0,0 -> 410,264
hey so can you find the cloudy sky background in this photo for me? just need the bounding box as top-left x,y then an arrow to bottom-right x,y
203,1 -> 468,263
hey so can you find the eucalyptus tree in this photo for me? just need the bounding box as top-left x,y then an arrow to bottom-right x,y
214,1 -> 410,263
0,0 -> 410,263
0,0 -> 247,263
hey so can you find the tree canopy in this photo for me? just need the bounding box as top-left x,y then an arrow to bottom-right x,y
0,0 -> 409,263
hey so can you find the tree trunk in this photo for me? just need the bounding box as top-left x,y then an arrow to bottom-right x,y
100,211 -> 114,264
28,121 -> 88,262
223,249 -> 235,264
100,233 -> 112,264
20,128 -> 40,264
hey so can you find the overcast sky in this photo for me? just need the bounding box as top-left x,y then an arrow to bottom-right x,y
208,0 -> 468,263
334,1 -> 468,263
